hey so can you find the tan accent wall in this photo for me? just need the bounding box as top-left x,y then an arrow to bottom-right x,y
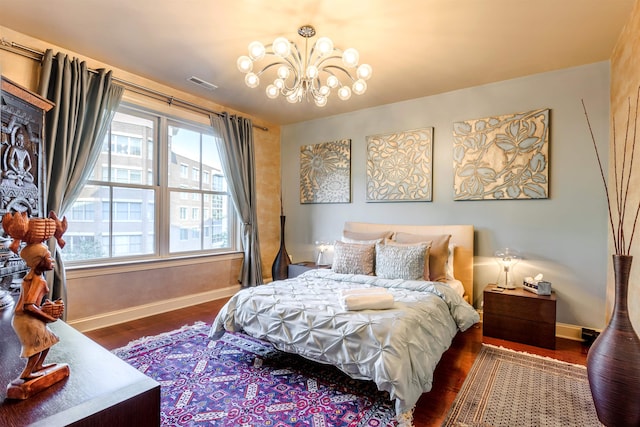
0,25 -> 281,325
610,0 -> 640,330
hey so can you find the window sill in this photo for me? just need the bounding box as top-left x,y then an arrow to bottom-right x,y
65,251 -> 243,280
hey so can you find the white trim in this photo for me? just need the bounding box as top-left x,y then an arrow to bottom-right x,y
68,285 -> 240,332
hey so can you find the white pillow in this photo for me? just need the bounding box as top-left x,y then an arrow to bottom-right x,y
446,244 -> 455,280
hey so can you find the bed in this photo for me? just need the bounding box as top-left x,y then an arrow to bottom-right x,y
209,222 -> 480,425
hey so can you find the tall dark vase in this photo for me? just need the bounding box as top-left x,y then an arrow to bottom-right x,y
271,215 -> 291,281
586,254 -> 640,427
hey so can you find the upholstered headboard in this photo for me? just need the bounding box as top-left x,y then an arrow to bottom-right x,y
343,222 -> 475,302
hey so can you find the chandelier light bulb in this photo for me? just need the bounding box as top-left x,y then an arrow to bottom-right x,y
326,75 -> 339,88
272,37 -> 291,57
266,84 -> 279,99
319,85 -> 330,96
237,56 -> 253,73
337,86 -> 352,100
342,48 -> 359,68
245,73 -> 259,88
286,92 -> 299,103
274,78 -> 285,89
315,96 -> 328,107
277,65 -> 290,79
306,65 -> 319,79
357,63 -> 372,80
315,37 -> 334,56
248,41 -> 265,60
352,79 -> 367,95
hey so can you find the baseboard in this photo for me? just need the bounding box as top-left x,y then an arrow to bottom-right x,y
477,310 -> 596,342
68,285 -> 240,333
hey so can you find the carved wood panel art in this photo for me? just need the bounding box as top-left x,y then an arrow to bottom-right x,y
299,139 -> 351,204
0,76 -> 54,282
1,77 -> 53,216
366,127 -> 433,202
452,108 -> 549,200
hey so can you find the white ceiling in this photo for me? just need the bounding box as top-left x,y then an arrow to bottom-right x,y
0,0 -> 635,125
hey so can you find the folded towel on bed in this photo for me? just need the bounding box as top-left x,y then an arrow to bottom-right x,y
339,288 -> 395,311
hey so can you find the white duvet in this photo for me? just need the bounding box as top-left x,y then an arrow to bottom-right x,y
209,269 -> 479,418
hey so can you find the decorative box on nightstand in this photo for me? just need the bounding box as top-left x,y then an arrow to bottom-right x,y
483,284 -> 557,349
288,262 -> 330,278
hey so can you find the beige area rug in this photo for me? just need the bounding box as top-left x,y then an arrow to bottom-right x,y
442,344 -> 602,426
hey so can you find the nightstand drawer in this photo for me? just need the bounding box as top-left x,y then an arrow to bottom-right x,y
288,262 -> 330,278
484,313 -> 556,349
484,288 -> 556,324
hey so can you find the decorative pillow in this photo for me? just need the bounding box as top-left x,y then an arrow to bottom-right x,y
446,244 -> 455,280
331,241 -> 376,275
394,232 -> 452,282
384,240 -> 432,280
375,242 -> 429,280
342,230 -> 393,242
342,236 -> 389,244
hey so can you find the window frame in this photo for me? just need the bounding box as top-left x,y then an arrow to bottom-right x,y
63,103 -> 238,266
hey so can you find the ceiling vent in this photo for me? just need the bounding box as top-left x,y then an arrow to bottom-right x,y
187,76 -> 218,91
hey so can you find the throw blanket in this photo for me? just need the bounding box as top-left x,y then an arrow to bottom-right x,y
209,269 -> 479,420
339,287 -> 395,310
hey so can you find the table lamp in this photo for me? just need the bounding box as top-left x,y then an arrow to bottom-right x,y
315,241 -> 331,267
495,248 -> 520,289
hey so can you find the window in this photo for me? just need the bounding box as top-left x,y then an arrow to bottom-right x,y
63,105 -> 236,263
167,122 -> 232,253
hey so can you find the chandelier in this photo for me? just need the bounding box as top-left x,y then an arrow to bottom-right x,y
236,25 -> 372,107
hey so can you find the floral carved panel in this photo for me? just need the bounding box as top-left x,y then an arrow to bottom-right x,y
452,108 -> 549,200
366,127 -> 433,202
299,139 -> 351,204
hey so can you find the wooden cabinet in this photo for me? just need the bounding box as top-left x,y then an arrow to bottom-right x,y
483,285 -> 557,349
0,301 -> 160,426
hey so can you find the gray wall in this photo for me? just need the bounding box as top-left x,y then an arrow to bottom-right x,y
280,61 -> 610,329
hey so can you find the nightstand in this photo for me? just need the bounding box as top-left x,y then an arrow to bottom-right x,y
483,285 -> 557,349
288,262 -> 330,278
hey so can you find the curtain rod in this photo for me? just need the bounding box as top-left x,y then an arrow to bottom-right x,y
0,39 -> 269,132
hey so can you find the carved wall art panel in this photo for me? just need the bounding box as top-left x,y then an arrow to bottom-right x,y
1,77 -> 53,216
452,108 -> 549,200
366,127 -> 433,202
299,139 -> 351,204
0,76 -> 54,282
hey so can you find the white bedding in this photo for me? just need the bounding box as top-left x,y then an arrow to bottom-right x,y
209,269 -> 480,418
445,278 -> 465,297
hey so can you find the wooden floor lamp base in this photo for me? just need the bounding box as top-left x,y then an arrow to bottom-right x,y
6,363 -> 70,400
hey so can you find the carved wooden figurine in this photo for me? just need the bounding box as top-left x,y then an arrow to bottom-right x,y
2,211 -> 68,399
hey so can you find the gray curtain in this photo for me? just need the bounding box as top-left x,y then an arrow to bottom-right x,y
210,113 -> 263,287
38,49 -> 124,311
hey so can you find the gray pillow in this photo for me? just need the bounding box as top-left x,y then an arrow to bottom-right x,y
375,242 -> 428,280
332,241 -> 376,275
394,232 -> 451,282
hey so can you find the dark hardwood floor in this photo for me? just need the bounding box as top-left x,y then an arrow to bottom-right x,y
84,299 -> 589,427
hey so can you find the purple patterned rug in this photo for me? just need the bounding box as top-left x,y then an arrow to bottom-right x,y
113,322 -> 397,426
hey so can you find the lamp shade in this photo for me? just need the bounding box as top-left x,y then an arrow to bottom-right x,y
495,248 -> 521,289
